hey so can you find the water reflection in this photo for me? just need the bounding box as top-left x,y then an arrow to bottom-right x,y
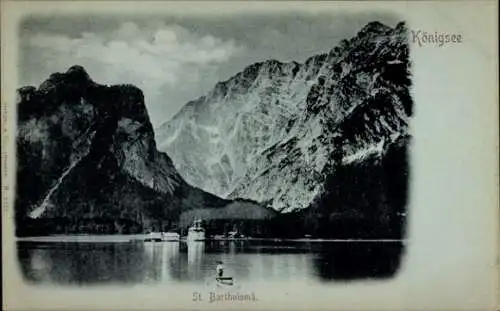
143,242 -> 181,282
18,242 -> 151,284
186,242 -> 205,281
17,240 -> 403,285
313,242 -> 404,281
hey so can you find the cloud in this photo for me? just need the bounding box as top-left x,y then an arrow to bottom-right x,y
24,22 -> 244,125
28,22 -> 242,85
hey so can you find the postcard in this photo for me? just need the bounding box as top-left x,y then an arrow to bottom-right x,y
1,1 -> 498,310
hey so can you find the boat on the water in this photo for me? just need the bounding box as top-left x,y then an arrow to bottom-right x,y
227,230 -> 246,240
187,220 -> 205,241
163,231 -> 180,241
144,231 -> 163,242
216,276 -> 234,286
144,231 -> 180,242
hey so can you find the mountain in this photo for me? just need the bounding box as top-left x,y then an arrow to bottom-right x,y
15,66 -> 275,236
156,21 -> 412,216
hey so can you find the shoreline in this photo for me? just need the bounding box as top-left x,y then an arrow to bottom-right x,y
15,234 -> 406,243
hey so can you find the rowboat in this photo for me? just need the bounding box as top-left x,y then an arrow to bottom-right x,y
216,276 -> 234,286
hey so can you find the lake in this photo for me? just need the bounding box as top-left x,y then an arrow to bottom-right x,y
16,237 -> 405,286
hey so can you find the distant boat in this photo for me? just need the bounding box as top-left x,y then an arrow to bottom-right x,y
213,235 -> 226,240
144,231 -> 180,242
163,231 -> 180,242
227,230 -> 246,239
144,231 -> 163,242
187,220 -> 205,241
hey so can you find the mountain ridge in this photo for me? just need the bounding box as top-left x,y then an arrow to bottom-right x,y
155,21 -> 412,213
157,21 -> 404,129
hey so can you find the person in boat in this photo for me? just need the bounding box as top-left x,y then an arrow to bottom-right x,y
216,261 -> 224,278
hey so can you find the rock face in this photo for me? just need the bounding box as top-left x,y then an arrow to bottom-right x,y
15,66 -> 275,236
156,21 -> 413,214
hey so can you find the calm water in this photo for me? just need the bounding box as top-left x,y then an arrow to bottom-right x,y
17,239 -> 404,286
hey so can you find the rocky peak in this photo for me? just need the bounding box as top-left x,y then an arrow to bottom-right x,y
38,65 -> 94,93
358,21 -> 393,36
66,65 -> 92,83
17,66 -> 185,220
156,21 -> 412,213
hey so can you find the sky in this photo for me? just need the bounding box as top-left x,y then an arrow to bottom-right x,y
19,11 -> 401,127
